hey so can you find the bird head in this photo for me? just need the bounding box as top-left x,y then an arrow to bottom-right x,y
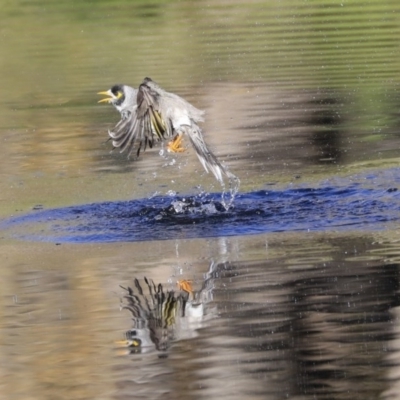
98,84 -> 137,115
98,84 -> 126,105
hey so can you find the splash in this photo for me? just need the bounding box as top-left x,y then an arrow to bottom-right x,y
0,169 -> 400,243
159,143 -> 177,166
220,172 -> 241,210
2,169 -> 400,243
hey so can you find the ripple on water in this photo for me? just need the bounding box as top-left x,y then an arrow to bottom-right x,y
2,169 -> 400,243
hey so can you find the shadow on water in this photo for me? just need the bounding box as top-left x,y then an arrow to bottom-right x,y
2,168 -> 400,243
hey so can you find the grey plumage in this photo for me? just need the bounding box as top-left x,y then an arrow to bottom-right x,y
119,275 -> 214,352
99,77 -> 237,186
120,277 -> 189,352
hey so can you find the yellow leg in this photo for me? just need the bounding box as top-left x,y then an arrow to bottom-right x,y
167,133 -> 185,153
177,279 -> 193,294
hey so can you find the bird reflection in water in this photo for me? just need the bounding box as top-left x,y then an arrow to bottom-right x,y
117,273 -> 214,355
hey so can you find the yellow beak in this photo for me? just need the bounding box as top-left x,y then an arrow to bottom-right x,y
97,90 -> 113,103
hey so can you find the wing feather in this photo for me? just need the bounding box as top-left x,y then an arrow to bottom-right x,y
108,79 -> 171,158
185,123 -> 237,185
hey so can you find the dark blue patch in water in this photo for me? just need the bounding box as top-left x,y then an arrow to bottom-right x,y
2,169 -> 400,243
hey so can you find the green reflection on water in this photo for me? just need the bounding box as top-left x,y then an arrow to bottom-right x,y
2,0 -> 399,99
1,0 -> 400,214
1,3 -> 400,397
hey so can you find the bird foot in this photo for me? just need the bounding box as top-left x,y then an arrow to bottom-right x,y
167,134 -> 185,153
177,279 -> 193,294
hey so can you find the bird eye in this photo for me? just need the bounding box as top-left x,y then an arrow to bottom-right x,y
116,91 -> 123,99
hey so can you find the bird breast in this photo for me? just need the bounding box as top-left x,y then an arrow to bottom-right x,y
170,111 -> 192,129
160,93 -> 204,129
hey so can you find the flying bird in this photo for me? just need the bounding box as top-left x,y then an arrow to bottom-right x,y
98,77 -> 237,186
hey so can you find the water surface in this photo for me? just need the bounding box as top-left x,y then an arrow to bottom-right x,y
2,1 -> 400,399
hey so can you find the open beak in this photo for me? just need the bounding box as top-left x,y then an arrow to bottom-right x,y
97,90 -> 114,103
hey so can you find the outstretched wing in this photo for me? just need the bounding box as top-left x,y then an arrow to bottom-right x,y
109,78 -> 173,157
120,278 -> 188,351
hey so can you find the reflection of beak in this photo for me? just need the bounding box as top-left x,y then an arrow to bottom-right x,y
97,90 -> 114,103
114,339 -> 141,347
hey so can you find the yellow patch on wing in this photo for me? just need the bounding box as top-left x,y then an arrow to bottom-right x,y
150,109 -> 166,140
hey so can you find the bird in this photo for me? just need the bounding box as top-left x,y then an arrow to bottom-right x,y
118,277 -> 203,352
98,77 -> 238,187
116,261 -> 220,354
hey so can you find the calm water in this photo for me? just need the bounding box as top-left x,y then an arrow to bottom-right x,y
2,0 -> 400,399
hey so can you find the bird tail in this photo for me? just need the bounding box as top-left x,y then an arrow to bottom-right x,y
184,123 -> 238,187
